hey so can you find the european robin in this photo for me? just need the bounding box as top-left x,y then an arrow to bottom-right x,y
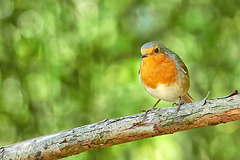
139,41 -> 194,116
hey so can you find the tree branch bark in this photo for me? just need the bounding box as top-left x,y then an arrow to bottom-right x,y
1,91 -> 240,160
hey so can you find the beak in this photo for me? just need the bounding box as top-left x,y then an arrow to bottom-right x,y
141,53 -> 148,58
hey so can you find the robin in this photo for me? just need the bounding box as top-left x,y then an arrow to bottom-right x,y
139,41 -> 194,116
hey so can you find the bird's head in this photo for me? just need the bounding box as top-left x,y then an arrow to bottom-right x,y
140,41 -> 166,58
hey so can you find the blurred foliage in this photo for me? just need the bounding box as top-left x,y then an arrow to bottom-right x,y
0,0 -> 240,159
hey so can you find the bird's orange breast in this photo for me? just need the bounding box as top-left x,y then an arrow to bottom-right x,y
140,54 -> 178,89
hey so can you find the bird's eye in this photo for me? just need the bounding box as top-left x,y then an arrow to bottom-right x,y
154,48 -> 159,53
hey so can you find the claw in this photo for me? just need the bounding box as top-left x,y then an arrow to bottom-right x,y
141,99 -> 161,118
143,108 -> 156,117
176,100 -> 184,112
141,108 -> 158,116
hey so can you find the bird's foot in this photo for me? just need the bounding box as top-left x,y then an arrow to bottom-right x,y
139,107 -> 158,113
144,107 -> 158,118
139,107 -> 158,119
140,99 -> 161,118
172,100 -> 184,112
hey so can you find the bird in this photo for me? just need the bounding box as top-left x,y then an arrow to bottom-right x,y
139,41 -> 194,116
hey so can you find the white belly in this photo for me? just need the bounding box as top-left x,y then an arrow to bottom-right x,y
143,80 -> 187,102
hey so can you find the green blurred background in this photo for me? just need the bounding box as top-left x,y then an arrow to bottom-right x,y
0,0 -> 240,159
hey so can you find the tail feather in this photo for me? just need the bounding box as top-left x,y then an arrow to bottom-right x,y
181,92 -> 194,103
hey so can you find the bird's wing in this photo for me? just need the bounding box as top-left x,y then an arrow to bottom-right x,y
180,62 -> 189,75
167,50 -> 189,76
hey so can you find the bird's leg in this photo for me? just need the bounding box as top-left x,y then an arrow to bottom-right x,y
175,96 -> 184,112
176,100 -> 184,112
172,102 -> 178,106
141,99 -> 161,117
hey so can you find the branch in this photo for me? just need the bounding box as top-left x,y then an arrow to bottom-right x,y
1,91 -> 240,160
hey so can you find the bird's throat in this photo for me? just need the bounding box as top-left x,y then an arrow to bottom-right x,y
140,54 -> 178,89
